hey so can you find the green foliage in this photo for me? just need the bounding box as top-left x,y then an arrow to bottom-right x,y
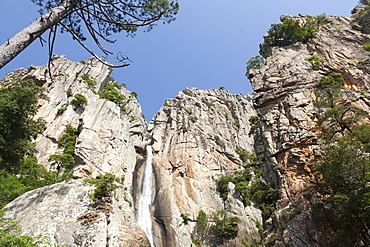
234,119 -> 241,129
313,132 -> 370,245
196,210 -> 208,233
215,167 -> 253,204
58,124 -> 79,156
214,176 -> 235,201
123,196 -> 132,207
66,87 -> 72,97
57,106 -> 67,114
0,209 -> 51,246
130,91 -> 138,99
165,109 -> 171,116
248,180 -> 277,218
305,55 -> 323,70
0,157 -> 65,207
86,173 -> 119,200
48,154 -> 74,177
363,43 -> 370,51
214,154 -> 276,219
315,13 -> 330,24
219,86 -> 225,90
249,116 -> 261,134
180,213 -> 190,225
71,94 -> 88,109
214,135 -> 225,148
130,115 -> 137,122
313,75 -> 370,245
189,117 -> 198,123
31,0 -> 179,40
255,221 -> 264,236
265,18 -> 318,47
246,55 -> 264,74
47,124 -> 79,178
315,73 -> 366,140
315,73 -> 345,112
98,82 -> 126,110
192,210 -> 208,245
193,209 -> 240,244
201,98 -> 213,108
317,72 -> 344,89
239,222 -> 264,247
235,148 -> 257,163
191,239 -> 202,246
48,154 -> 74,168
0,79 -> 69,208
0,171 -> 29,208
230,169 -> 253,205
179,126 -> 190,133
212,209 -> 241,241
249,116 -> 259,124
0,79 -> 46,173
284,208 -> 301,222
81,74 -> 97,90
351,5 -> 370,29
241,238 -> 264,247
184,108 -> 192,115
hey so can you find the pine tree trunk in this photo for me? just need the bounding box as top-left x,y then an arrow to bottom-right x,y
0,0 -> 80,69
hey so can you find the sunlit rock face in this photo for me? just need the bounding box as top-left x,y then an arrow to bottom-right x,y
2,56 -> 149,247
249,11 -> 370,246
4,4 -> 370,246
9,55 -> 147,181
148,87 -> 262,247
3,57 -> 263,247
5,180 -> 150,247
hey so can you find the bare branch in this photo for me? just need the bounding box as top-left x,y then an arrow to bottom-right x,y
59,22 -> 129,68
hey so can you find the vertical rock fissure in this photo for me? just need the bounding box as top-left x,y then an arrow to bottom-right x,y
137,145 -> 155,246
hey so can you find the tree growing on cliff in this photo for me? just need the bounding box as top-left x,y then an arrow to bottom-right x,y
265,19 -> 318,47
192,209 -> 241,246
313,73 -> 370,246
0,79 -> 46,172
0,78 -> 67,207
0,0 -> 179,69
265,14 -> 330,48
212,209 -> 241,242
0,209 -> 51,246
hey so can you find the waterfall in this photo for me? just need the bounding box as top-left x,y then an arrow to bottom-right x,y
137,145 -> 154,246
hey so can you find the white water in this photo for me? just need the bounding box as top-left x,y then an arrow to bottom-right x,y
137,145 -> 154,246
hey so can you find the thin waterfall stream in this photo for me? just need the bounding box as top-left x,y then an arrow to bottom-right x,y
137,145 -> 154,246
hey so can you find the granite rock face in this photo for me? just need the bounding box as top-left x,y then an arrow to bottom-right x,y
249,11 -> 370,246
5,180 -> 149,247
2,56 -> 148,246
3,57 -> 263,247
3,4 -> 370,247
147,88 -> 262,247
19,55 -> 146,182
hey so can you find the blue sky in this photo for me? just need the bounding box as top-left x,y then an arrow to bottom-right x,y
0,0 -> 359,120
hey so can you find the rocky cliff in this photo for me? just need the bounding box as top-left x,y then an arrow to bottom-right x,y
2,56 -> 263,246
148,88 -> 261,246
2,3 -> 370,247
2,56 -> 150,246
249,9 -> 370,246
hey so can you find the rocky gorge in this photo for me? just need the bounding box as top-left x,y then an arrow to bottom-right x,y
2,3 -> 370,247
